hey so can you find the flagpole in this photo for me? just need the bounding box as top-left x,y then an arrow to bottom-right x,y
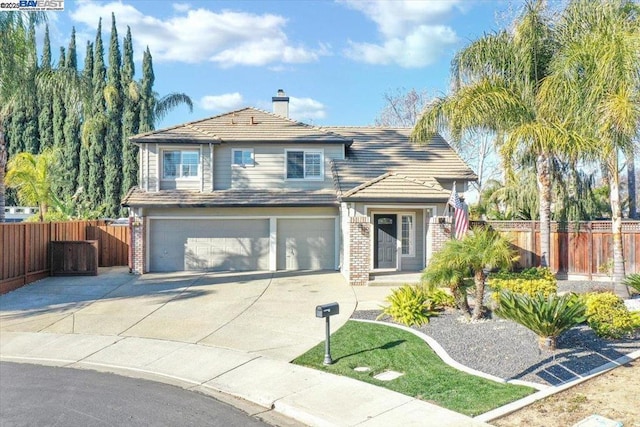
450,181 -> 456,239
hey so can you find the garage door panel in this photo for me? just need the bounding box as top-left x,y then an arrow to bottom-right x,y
150,219 -> 269,272
277,219 -> 335,270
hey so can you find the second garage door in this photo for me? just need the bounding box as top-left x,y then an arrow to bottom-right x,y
149,219 -> 270,272
277,218 -> 336,270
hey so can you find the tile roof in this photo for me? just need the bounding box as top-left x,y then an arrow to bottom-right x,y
341,172 -> 450,201
130,107 -> 352,145
122,188 -> 338,208
124,121 -> 477,207
327,127 -> 477,201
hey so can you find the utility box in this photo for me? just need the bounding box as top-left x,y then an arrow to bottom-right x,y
316,302 -> 339,318
50,240 -> 99,276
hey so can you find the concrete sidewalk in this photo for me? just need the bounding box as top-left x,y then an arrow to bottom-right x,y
0,332 -> 486,427
0,269 -> 487,426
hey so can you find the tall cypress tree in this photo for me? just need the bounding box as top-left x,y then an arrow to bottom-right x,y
77,40 -> 93,202
62,28 -> 81,198
51,47 -> 67,198
8,106 -> 26,156
65,27 -> 78,69
104,13 -> 123,217
121,26 -> 139,197
23,18 -> 39,153
88,19 -> 107,209
37,24 -> 54,150
52,47 -> 66,149
138,46 -> 155,133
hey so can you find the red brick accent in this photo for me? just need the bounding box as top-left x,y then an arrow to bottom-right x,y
131,217 -> 145,274
430,216 -> 452,255
348,216 -> 371,286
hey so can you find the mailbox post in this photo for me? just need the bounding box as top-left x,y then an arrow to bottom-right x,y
315,302 -> 339,365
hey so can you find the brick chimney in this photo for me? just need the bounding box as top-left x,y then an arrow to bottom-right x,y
272,89 -> 289,118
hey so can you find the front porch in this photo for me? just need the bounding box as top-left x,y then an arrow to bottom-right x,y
367,270 -> 422,286
345,210 -> 453,286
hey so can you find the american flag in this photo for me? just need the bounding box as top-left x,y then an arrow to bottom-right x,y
448,182 -> 469,239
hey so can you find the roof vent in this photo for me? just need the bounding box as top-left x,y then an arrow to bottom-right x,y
272,89 -> 289,118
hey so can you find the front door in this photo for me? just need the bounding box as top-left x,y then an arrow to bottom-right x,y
374,214 -> 397,269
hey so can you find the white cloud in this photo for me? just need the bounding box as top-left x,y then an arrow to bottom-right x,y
70,1 -> 328,66
172,3 -> 190,12
200,93 -> 244,111
340,0 -> 461,68
346,25 -> 457,68
290,97 -> 326,121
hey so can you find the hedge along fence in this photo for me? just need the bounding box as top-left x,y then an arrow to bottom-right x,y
0,220 -> 130,294
471,220 -> 640,279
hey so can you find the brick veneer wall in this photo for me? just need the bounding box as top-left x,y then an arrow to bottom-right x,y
349,216 -> 371,286
430,216 -> 452,255
131,217 -> 145,274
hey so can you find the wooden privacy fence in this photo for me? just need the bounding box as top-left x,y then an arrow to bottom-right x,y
0,220 -> 130,294
475,220 -> 640,279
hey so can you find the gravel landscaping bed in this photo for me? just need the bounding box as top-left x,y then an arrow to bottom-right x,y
352,282 -> 640,387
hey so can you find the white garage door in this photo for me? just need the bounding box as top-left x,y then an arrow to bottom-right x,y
277,218 -> 336,270
149,219 -> 270,272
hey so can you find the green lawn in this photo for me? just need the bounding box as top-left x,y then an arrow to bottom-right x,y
293,320 -> 534,417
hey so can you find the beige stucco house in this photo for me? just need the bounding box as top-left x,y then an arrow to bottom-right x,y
123,91 -> 476,285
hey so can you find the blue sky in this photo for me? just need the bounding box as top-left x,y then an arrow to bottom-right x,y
43,0 -> 522,129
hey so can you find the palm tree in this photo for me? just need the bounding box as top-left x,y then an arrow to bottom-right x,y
422,246 -> 473,315
5,148 -> 62,222
426,227 -> 518,321
0,12 -> 47,222
494,291 -> 586,351
413,0 -> 584,268
541,0 -> 640,297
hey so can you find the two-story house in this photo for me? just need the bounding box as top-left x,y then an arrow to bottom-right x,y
123,90 -> 477,285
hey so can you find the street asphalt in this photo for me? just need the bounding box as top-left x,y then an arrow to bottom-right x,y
1,361 -> 271,426
0,267 -> 488,426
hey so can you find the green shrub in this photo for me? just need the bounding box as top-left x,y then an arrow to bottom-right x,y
427,287 -> 456,309
623,273 -> 640,293
377,284 -> 450,327
494,290 -> 586,350
489,267 -> 557,301
584,292 -> 637,339
631,311 -> 640,329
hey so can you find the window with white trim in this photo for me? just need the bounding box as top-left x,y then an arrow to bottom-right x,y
232,149 -> 254,167
401,214 -> 415,256
162,150 -> 199,179
286,150 -> 323,180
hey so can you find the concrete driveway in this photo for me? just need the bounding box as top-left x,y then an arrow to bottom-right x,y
0,268 -> 357,361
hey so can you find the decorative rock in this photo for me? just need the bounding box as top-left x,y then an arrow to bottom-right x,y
572,414 -> 623,427
373,370 -> 404,381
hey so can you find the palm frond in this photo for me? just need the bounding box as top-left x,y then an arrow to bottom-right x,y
155,93 -> 193,122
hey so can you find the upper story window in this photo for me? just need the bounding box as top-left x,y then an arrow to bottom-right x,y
232,149 -> 254,167
286,150 -> 323,180
162,150 -> 199,179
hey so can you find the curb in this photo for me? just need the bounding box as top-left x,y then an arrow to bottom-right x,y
475,349 -> 640,422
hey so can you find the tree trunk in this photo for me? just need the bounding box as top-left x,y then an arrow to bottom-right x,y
609,156 -> 630,298
452,284 -> 470,316
0,123 -> 6,223
538,335 -> 556,351
537,154 -> 552,268
626,147 -> 637,219
471,270 -> 486,321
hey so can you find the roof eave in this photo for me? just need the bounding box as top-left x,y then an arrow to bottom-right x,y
339,196 -> 450,203
122,201 -> 339,208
